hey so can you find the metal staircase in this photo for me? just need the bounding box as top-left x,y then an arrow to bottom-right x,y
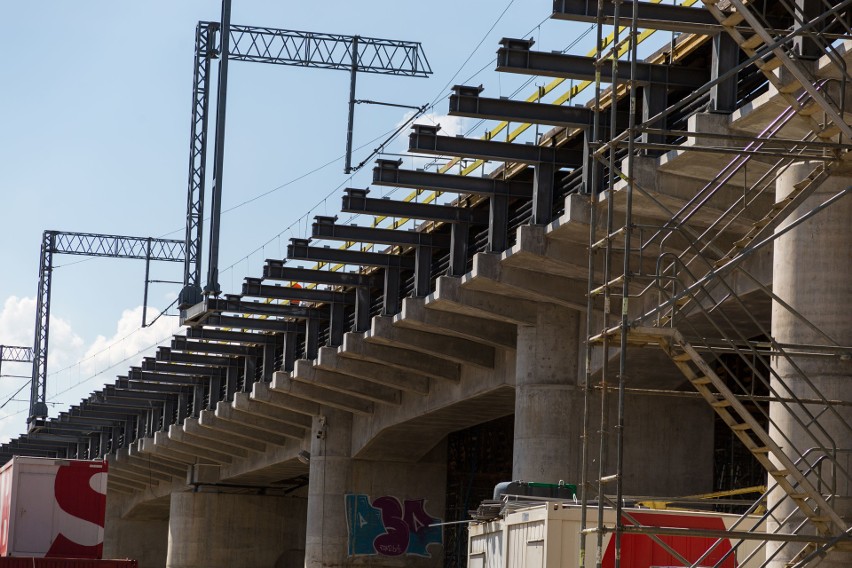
702,0 -> 852,142
581,1 -> 852,567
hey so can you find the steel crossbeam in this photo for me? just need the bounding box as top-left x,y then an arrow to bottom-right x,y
409,124 -> 584,166
312,216 -> 452,248
496,37 -> 707,88
449,84 -> 595,128
341,188 -> 488,224
0,346 -> 34,363
262,261 -> 379,287
552,0 -> 722,33
171,336 -> 263,357
227,26 -> 431,76
372,159 -> 533,198
186,327 -> 282,345
242,278 -> 353,304
205,314 -> 308,332
287,239 -> 416,270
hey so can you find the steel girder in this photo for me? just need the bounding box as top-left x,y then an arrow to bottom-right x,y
409,124 -> 584,167
262,261 -> 379,287
312,216 -> 452,249
372,159 -> 533,198
341,187 -> 488,224
496,37 -> 707,88
226,26 -> 431,76
171,336 -> 264,357
242,279 -> 353,305
552,0 -> 722,33
186,327 -> 283,344
287,239 -> 416,270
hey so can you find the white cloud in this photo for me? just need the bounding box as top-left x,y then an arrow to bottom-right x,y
0,295 -> 37,347
397,110 -> 470,138
0,296 -> 84,443
0,297 -> 180,443
79,305 -> 180,380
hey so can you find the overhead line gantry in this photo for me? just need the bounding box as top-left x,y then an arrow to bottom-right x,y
28,231 -> 184,429
179,0 -> 432,307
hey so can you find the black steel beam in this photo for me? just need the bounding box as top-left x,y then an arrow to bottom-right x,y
409,124 -> 583,166
205,314 -> 310,331
70,406 -> 144,421
141,359 -> 227,377
128,368 -> 207,386
552,0 -> 723,33
312,216 -> 452,248
242,278 -> 353,304
37,422 -> 102,436
342,188 -> 488,224
172,336 -> 263,357
287,238 -> 416,270
79,401 -> 148,416
155,347 -> 239,367
55,414 -> 118,429
496,38 -> 707,89
10,435 -> 81,446
262,260 -> 379,287
184,293 -> 321,324
115,378 -> 196,394
449,84 -> 594,127
372,159 -> 533,198
102,386 -> 180,402
550,0 -> 787,34
208,295 -> 324,318
186,327 -> 282,344
449,85 -> 630,137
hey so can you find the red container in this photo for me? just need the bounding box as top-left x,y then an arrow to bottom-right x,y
0,560 -> 136,568
0,457 -> 109,558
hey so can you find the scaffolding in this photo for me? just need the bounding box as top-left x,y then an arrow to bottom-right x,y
582,1 -> 852,567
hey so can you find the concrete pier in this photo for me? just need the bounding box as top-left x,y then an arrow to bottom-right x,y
768,164 -> 852,567
513,306 -> 582,483
166,490 -> 307,568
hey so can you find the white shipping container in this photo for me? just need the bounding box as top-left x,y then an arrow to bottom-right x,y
469,503 -> 766,568
0,456 -> 108,558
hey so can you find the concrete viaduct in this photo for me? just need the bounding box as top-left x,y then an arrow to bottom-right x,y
3,2 -> 851,567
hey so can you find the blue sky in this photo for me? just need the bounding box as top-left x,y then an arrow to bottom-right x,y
0,0 -> 624,441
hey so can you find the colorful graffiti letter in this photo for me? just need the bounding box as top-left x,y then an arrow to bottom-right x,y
345,494 -> 443,557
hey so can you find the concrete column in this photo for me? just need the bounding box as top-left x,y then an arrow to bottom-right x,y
513,306 -> 582,482
768,164 -> 852,567
103,493 -> 168,568
304,408 -> 447,567
305,407 -> 353,568
166,490 -> 307,568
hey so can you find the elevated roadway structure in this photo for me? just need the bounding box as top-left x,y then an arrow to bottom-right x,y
2,2 -> 850,567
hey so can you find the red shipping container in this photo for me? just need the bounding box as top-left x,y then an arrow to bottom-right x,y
0,457 -> 109,559
0,559 -> 136,567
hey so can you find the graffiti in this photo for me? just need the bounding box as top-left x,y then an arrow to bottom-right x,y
345,493 -> 443,557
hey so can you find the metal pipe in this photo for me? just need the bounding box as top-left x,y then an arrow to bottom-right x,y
205,0 -> 232,296
344,36 -> 359,174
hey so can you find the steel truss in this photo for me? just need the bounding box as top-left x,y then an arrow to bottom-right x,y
29,231 -> 184,428
581,1 -> 852,567
0,345 -> 33,381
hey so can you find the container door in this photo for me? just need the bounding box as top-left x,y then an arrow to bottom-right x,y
13,471 -> 54,555
524,541 -> 544,568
